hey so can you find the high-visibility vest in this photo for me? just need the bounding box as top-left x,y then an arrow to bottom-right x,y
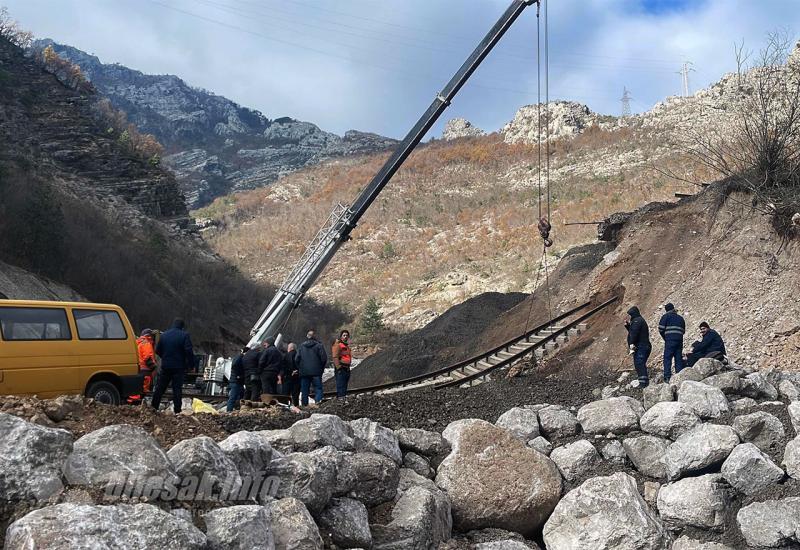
335,340 -> 352,366
136,336 -> 156,371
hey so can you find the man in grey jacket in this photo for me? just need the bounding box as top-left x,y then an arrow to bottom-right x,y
295,330 -> 328,406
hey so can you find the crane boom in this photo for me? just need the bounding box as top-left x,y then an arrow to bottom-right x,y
249,0 -> 538,348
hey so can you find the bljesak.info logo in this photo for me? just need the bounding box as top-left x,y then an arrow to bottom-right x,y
103,471 -> 280,502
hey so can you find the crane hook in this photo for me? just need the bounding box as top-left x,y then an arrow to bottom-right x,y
538,216 -> 553,248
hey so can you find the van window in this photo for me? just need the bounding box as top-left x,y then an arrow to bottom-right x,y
73,309 -> 127,340
0,307 -> 72,341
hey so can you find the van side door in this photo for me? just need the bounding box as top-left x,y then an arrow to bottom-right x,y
70,308 -> 138,383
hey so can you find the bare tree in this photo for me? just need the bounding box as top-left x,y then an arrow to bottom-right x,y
0,7 -> 32,49
691,31 -> 800,228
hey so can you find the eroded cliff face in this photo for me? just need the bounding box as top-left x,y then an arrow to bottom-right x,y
37,40 -> 397,208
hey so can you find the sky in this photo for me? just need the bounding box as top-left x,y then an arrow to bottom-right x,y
4,0 -> 800,139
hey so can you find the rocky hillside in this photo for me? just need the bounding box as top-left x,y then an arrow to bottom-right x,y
37,40 -> 398,207
2,354 -> 799,548
0,34 -> 345,351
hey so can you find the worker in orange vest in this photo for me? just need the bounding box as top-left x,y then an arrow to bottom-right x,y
332,329 -> 352,400
127,329 -> 157,405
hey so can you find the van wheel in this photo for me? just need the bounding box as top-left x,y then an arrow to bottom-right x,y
86,381 -> 121,405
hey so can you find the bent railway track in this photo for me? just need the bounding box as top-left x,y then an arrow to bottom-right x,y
324,296 -> 618,398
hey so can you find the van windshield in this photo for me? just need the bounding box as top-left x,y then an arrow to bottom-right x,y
0,307 -> 72,340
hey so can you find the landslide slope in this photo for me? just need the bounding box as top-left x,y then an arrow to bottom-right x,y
0,35 -> 345,351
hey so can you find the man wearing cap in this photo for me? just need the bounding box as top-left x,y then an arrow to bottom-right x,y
658,303 -> 686,383
685,322 -> 727,368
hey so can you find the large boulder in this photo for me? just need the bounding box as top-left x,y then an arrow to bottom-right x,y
656,473 -> 729,530
0,412 -> 72,501
732,411 -> 786,454
784,436 -> 800,480
204,505 -> 274,550
167,436 -> 242,500
372,484 -> 451,550
677,381 -> 729,419
495,407 -> 540,440
269,497 -> 323,550
721,443 -> 784,496
219,431 -> 273,479
643,383 -> 674,410
287,414 -> 355,452
435,419 -> 561,536
267,450 -> 337,513
395,427 -> 450,466
528,436 -> 553,456
537,405 -> 580,439
672,537 -> 734,550
396,468 -> 452,546
737,498 -> 800,548
600,440 -> 627,466
350,417 -> 402,464
403,451 -> 433,478
317,497 -> 371,549
778,379 -> 800,401
740,372 -> 779,400
663,424 -> 739,481
668,367 -> 706,388
623,436 -> 669,479
550,440 -> 600,482
65,424 -> 175,488
542,472 -> 670,549
691,358 -> 725,378
4,503 -> 206,549
332,450 -> 400,506
577,397 -> 644,435
639,402 -> 701,440
702,372 -> 742,395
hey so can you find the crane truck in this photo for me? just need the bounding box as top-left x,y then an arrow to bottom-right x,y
248,0 -> 541,348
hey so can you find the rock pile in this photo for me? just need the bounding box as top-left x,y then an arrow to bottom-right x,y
442,118 -> 486,140
3,358 -> 800,548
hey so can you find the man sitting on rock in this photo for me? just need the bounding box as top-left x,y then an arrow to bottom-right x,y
685,321 -> 727,368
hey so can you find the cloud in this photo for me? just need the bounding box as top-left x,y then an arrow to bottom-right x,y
4,0 -> 799,138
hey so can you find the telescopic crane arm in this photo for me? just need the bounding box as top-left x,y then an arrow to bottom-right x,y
248,0 -> 539,348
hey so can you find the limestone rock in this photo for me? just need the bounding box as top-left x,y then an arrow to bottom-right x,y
643,383 -> 674,410
442,118 -> 485,140
503,101 -> 599,144
550,440 -> 600,482
542,472 -> 669,549
395,427 -> 450,462
496,407 -> 540,440
403,451 -> 433,478
737,498 -> 800,548
623,436 -> 669,479
475,541 -> 531,550
730,397 -> 758,414
577,397 -> 644,435
288,414 -> 355,452
219,431 -> 273,479
317,497 -> 371,549
435,419 -> 562,536
663,423 -> 739,481
668,367 -> 706,388
778,379 -> 800,401
732,411 -> 786,454
702,372 -> 742,395
204,505 -> 274,550
537,405 -> 580,439
639,401 -> 701,440
656,473 -> 729,530
395,468 -> 452,547
740,372 -> 779,400
167,436 -> 242,500
65,424 -> 175,488
332,450 -> 400,506
528,436 -> 553,456
43,395 -> 84,422
372,484 -> 452,550
268,450 -> 337,513
269,497 -> 323,550
784,436 -> 800,479
600,440 -> 627,465
789,401 -> 800,435
4,503 -> 206,549
0,412 -> 73,501
691,358 -> 725,378
350,417 -> 402,464
721,443 -> 784,495
677,381 -> 730,419
672,536 -> 734,549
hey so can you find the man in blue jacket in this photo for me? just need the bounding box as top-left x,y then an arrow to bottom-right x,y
658,303 -> 685,383
151,318 -> 194,413
295,330 -> 328,406
686,322 -> 727,368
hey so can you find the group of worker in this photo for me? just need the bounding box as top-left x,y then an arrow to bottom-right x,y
625,303 -> 727,388
226,329 -> 353,412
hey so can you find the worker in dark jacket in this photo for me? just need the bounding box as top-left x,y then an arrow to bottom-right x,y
226,347 -> 248,412
625,306 -> 652,388
295,330 -> 328,406
151,318 -> 194,413
658,303 -> 686,382
283,342 -> 300,407
241,346 -> 262,401
685,322 -> 727,368
259,337 -> 283,396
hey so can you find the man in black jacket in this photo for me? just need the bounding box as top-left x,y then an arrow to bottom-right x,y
295,330 -> 328,406
151,318 -> 194,413
259,337 -> 283,396
625,306 -> 652,388
283,342 -> 300,407
226,347 -> 248,412
685,322 -> 727,367
658,303 -> 686,382
241,346 -> 263,401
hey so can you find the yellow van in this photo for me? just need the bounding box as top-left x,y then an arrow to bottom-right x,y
0,300 -> 143,405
